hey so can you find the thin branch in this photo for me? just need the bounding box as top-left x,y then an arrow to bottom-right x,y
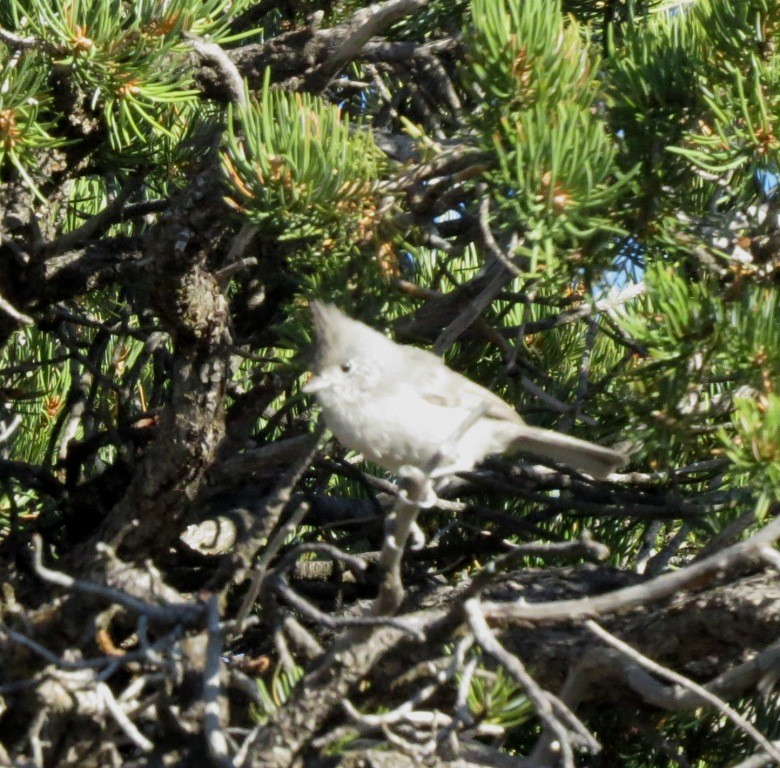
0,621 -> 141,672
214,256 -> 258,282
272,570 -> 424,639
316,0 -> 429,77
30,535 -> 204,627
235,424 -> 327,578
186,32 -> 247,106
97,682 -> 154,753
234,499 -> 312,629
432,262 -> 515,355
204,596 -> 236,768
482,515 -> 780,622
41,175 -> 144,256
360,36 -> 459,62
510,280 -> 647,336
0,27 -> 37,48
0,290 -> 34,325
585,620 -> 780,766
477,195 -> 525,277
732,742 -> 780,768
465,598 -> 598,768
233,422 -> 328,626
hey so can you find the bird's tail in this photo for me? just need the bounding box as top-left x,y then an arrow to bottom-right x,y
509,426 -> 628,479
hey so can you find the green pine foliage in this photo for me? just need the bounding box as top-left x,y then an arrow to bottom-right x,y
467,0 -> 634,273
223,73 -> 384,240
0,0 -> 249,170
0,45 -> 62,198
1,0 -> 780,764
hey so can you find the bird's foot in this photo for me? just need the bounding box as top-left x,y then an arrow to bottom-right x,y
397,465 -> 438,508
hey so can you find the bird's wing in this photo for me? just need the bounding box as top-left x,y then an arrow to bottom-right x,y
402,346 -> 524,424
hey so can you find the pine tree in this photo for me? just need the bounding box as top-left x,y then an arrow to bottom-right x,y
0,0 -> 778,766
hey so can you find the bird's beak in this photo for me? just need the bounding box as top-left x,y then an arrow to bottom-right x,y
302,373 -> 327,393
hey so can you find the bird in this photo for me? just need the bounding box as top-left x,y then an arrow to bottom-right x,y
304,302 -> 627,480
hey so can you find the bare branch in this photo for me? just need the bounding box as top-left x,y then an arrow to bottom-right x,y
186,33 -> 247,107
31,534 -> 204,627
482,515 -> 780,623
315,0 -> 429,77
233,422 -> 328,624
585,620 -> 780,765
465,598 -> 598,768
0,290 -> 34,325
204,596 -> 236,768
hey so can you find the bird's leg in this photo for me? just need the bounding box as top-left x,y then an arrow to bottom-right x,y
397,464 -> 437,509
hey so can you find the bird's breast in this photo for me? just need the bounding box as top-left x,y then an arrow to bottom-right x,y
318,387 -> 523,474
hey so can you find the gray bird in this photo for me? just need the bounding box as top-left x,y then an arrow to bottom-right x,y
304,302 -> 627,480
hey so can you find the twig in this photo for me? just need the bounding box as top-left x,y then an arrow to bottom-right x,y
454,654 -> 477,727
760,546 -> 780,571
28,710 -> 46,768
273,623 -> 297,675
0,413 -> 23,445
585,620 -> 780,766
273,571 -> 423,639
558,316 -> 598,433
512,280 -> 647,336
0,290 -> 34,325
732,741 -> 780,768
465,598 -> 598,768
0,26 -> 38,48
30,535 -> 204,627
204,596 -> 236,768
185,32 -> 247,106
436,638 -> 478,752
0,621 -> 134,672
280,614 -> 323,660
501,531 -> 609,562
224,221 -> 259,264
695,508 -> 760,561
232,422 -> 327,586
233,724 -> 262,767
643,522 -> 691,576
97,682 -> 154,752
432,263 -> 514,355
274,542 -> 368,578
482,515 -> 780,622
214,256 -> 258,282
342,680 -> 443,727
361,36 -> 459,62
42,175 -> 144,256
477,195 -> 525,277
518,374 -> 598,423
316,0 -> 429,77
234,499 -> 312,629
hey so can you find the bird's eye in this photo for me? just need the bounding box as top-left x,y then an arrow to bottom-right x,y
341,361 -> 352,373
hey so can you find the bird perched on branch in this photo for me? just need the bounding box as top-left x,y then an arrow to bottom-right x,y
304,302 -> 627,480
